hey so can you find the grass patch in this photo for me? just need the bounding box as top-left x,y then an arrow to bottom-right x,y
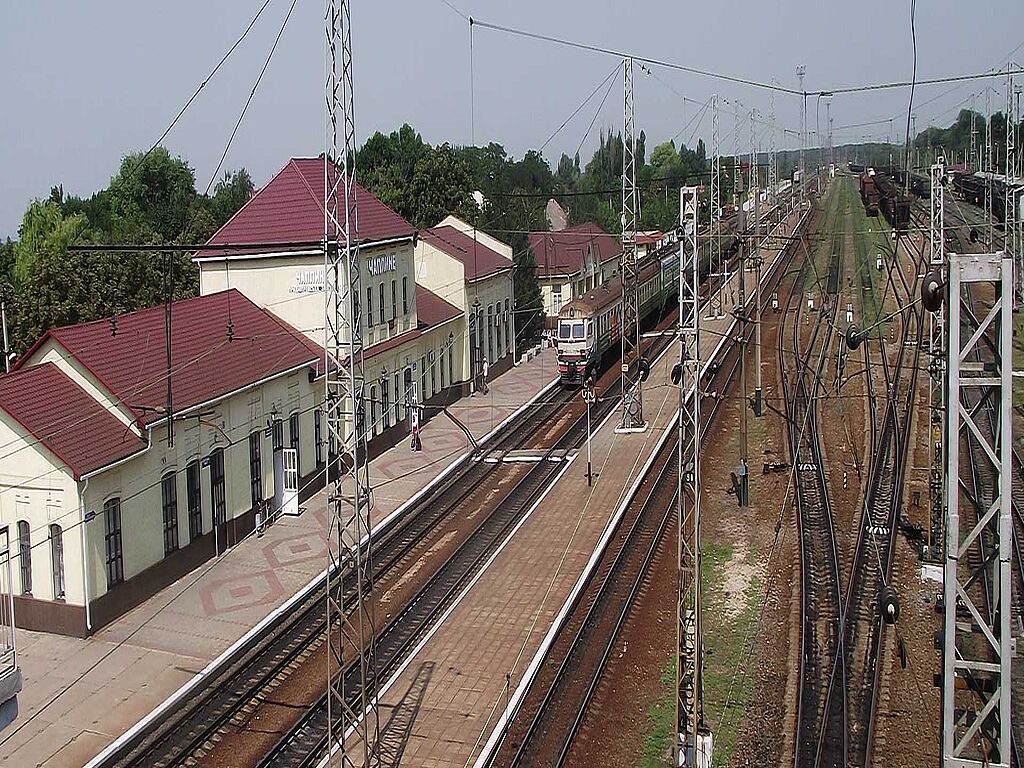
638,659 -> 677,768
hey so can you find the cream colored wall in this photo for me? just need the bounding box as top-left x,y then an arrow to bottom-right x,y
197,241 -> 418,348
0,414 -> 84,605
32,340 -> 138,435
466,272 -> 514,371
82,366 -> 320,600
414,241 -> 466,310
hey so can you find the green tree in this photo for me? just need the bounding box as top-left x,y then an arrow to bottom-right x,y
107,147 -> 199,242
208,169 -> 255,226
408,143 -> 478,228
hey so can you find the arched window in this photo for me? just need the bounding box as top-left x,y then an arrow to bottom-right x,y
161,472 -> 179,556
49,524 -> 65,600
103,498 -> 124,588
17,520 -> 30,594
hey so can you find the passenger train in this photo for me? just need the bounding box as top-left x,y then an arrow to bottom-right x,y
556,247 -> 678,385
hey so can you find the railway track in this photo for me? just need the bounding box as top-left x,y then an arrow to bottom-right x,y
824,203 -> 925,768
784,193 -> 846,768
492,343 -> 743,767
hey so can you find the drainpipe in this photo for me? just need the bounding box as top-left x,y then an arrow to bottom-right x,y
79,476 -> 91,633
510,270 -> 518,365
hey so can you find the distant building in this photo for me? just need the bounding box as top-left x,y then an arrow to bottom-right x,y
545,198 -> 568,232
527,223 -> 621,330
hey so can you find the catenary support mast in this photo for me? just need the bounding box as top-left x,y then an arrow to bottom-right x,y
324,0 -> 380,765
940,248 -> 1014,767
706,95 -> 726,321
675,185 -> 710,768
620,57 -> 645,430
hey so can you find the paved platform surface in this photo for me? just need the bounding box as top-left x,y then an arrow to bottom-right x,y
347,206 -> 807,767
0,349 -> 557,768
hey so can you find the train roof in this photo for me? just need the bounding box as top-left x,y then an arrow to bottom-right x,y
558,257 -> 663,318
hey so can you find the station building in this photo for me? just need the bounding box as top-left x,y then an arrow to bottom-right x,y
0,291 -> 324,635
527,222 -> 621,330
0,157 -> 516,636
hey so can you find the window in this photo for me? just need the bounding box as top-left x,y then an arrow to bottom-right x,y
367,286 -> 374,328
249,432 -> 263,507
552,286 -> 563,314
162,472 -> 179,556
572,322 -> 585,340
505,298 -> 511,354
382,380 -> 390,429
17,520 -> 30,595
496,308 -> 502,356
420,356 -> 427,400
402,276 -> 409,314
559,322 -> 572,340
289,412 -> 300,472
272,418 -> 284,451
431,355 -> 436,396
379,283 -> 385,325
50,525 -> 64,600
487,305 -> 494,361
440,348 -> 446,389
314,409 -> 324,466
369,385 -> 377,437
187,461 -> 202,540
391,280 -> 397,319
448,343 -> 454,384
394,372 -> 401,422
210,448 -> 226,528
103,498 -> 124,589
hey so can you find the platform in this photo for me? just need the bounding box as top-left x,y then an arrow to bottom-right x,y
332,206 -> 808,767
0,348 -> 559,768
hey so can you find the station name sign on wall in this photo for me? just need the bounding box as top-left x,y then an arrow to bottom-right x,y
290,252 -> 398,293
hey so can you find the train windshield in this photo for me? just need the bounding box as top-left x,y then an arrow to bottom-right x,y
572,322 -> 585,339
558,321 -> 572,340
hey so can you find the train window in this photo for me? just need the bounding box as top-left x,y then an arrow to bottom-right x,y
559,322 -> 572,340
572,322 -> 585,340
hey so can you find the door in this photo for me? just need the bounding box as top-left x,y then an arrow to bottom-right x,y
281,448 -> 300,516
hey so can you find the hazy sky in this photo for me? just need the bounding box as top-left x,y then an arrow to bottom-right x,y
2,0 -> 1022,237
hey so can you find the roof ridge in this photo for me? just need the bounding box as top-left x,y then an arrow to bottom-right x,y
289,157 -> 329,221
203,158 -> 294,246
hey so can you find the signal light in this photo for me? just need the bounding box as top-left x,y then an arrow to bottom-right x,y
881,585 -> 900,625
638,357 -> 650,383
670,363 -> 682,386
921,271 -> 945,313
845,323 -> 862,351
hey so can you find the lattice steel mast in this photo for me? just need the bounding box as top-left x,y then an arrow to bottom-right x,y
939,247 -> 1014,767
675,185 -> 710,768
325,0 -> 379,764
706,95 -> 726,320
620,57 -> 645,430
926,159 -> 945,559
1006,66 -> 1021,306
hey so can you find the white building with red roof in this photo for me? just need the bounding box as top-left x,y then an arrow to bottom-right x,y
526,222 -> 622,330
0,290 -> 333,635
415,216 -> 515,386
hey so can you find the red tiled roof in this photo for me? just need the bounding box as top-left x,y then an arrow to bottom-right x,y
0,363 -> 147,479
420,226 -> 512,281
15,290 -> 322,425
201,158 -> 416,257
415,285 -> 462,328
528,222 -> 621,278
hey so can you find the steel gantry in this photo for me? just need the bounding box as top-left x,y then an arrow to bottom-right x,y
619,57 -> 645,430
675,186 -> 711,768
324,0 -> 380,765
940,249 -> 1014,767
926,159 -> 946,559
706,95 -> 727,321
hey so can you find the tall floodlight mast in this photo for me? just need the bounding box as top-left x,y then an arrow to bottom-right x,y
620,57 -> 645,430
768,84 -> 777,214
939,246 -> 1014,766
797,65 -> 806,201
675,186 -> 710,768
706,95 -> 726,320
324,0 -> 380,765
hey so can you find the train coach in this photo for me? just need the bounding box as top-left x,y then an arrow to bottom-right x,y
556,253 -> 675,385
860,172 -> 880,216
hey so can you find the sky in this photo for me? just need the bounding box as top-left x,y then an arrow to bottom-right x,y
1,0 -> 1022,238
